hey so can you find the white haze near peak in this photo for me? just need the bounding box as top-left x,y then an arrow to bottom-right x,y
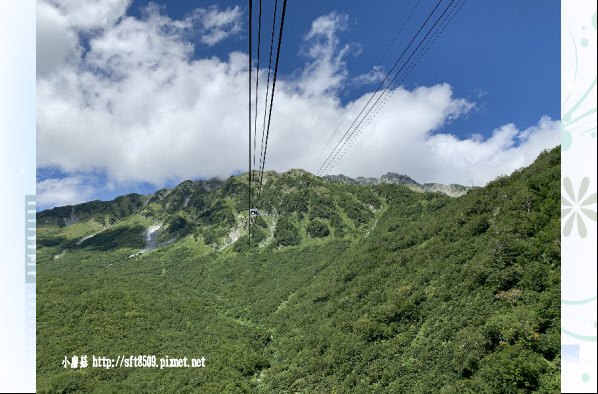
36,2 -> 560,208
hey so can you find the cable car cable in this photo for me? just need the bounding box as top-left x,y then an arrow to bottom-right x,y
320,0 -> 459,176
310,0 -> 422,174
248,0 -> 253,244
258,0 -> 279,190
315,0 -> 446,176
253,0 -> 262,176
327,0 -> 467,172
257,0 -> 288,203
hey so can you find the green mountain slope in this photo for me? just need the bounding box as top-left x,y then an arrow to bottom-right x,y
37,147 -> 561,392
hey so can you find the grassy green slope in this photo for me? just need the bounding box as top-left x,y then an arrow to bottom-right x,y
37,147 -> 560,393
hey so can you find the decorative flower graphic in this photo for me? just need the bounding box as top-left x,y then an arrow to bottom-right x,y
562,177 -> 597,238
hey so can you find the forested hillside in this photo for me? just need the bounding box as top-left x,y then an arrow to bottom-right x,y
37,147 -> 561,392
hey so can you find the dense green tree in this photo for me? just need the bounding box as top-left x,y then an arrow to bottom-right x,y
306,219 -> 330,238
36,147 -> 561,392
274,216 -> 300,246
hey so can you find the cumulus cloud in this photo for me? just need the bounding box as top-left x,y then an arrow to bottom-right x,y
36,5 -> 560,209
332,105 -> 560,186
36,176 -> 95,210
36,1 -> 81,76
352,65 -> 385,86
48,0 -> 132,31
193,5 -> 242,46
84,5 -> 195,78
298,12 -> 352,97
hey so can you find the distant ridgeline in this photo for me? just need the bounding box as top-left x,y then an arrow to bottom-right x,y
323,172 -> 473,197
37,147 -> 560,392
37,170 -> 470,231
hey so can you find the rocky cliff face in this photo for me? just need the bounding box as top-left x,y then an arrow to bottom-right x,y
323,172 -> 472,197
422,183 -> 471,197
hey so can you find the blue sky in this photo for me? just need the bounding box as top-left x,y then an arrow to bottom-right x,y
123,0 -> 560,137
36,0 -> 560,210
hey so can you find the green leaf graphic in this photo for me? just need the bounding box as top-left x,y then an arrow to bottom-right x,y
577,212 -> 587,238
562,207 -> 573,218
564,212 -> 575,237
581,193 -> 597,207
564,177 -> 575,202
581,208 -> 597,222
578,177 -> 590,202
562,196 -> 573,206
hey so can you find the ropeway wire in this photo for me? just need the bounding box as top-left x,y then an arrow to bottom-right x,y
252,0 -> 262,175
314,0 -> 446,176
319,0 -> 460,176
315,0 -> 451,176
257,0 -> 278,194
257,0 -> 288,204
248,0 -> 253,244
310,0 -> 422,174
317,0 -> 463,176
326,0 -> 468,173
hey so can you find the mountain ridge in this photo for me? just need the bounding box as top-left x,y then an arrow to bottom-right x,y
323,172 -> 472,197
37,169 -> 470,224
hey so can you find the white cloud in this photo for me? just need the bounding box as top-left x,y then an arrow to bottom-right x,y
36,5 -> 560,208
193,5 -> 242,46
84,6 -> 194,78
352,65 -> 385,86
48,0 -> 131,31
36,176 -> 94,209
297,12 -> 351,97
36,1 -> 81,76
332,104 -> 560,186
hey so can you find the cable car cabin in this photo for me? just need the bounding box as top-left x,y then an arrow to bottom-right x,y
250,208 -> 268,216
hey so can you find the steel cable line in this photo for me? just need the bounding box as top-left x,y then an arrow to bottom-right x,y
375,0 -> 423,75
315,0 -> 451,177
314,0 -> 445,176
335,0 -> 466,171
252,0 -> 262,175
310,0 -> 422,174
257,0 -> 288,203
327,0 -> 467,172
317,0 -> 459,176
257,0 -> 278,189
321,0 -> 458,176
248,0 -> 253,243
